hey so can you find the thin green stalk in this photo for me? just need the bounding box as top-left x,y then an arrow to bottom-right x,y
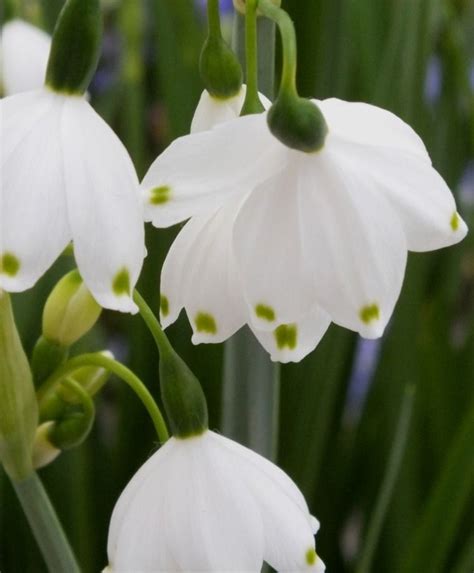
258,0 -> 297,94
207,0 -> 222,39
241,0 -> 264,114
37,354 -> 169,443
12,472 -> 80,573
133,290 -> 174,356
356,385 -> 416,573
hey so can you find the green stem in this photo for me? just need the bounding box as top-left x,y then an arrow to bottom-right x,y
356,385 -> 416,573
258,0 -> 297,95
133,290 -> 174,357
241,0 -> 264,114
207,0 -> 222,39
37,354 -> 169,443
12,472 -> 80,573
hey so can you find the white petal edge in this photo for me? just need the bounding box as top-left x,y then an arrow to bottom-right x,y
1,89 -> 70,291
61,97 -> 144,313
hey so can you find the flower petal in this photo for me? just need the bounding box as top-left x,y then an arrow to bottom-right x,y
61,98 -> 144,313
178,198 -> 247,343
1,90 -> 70,291
300,150 -> 408,338
234,163 -> 317,330
190,86 -> 272,133
334,140 -> 468,251
250,306 -> 332,363
210,432 -> 323,572
141,113 -> 285,227
318,98 -> 430,161
1,20 -> 51,95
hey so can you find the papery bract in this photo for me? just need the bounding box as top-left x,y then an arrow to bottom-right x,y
106,430 -> 324,572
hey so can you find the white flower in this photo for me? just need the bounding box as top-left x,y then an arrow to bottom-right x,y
0,88 -> 145,313
141,98 -> 467,360
1,19 -> 51,95
106,430 -> 324,572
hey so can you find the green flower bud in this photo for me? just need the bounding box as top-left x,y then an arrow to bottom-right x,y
267,95 -> 328,153
66,351 -> 113,397
200,37 -> 243,99
45,0 -> 102,95
160,348 -> 208,439
0,292 -> 38,480
31,336 -> 69,386
32,422 -> 61,469
43,270 -> 102,347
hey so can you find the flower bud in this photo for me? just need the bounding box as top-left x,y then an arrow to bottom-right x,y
45,0 -> 102,95
43,269 -> 102,347
32,422 -> 61,469
267,95 -> 328,153
200,37 -> 243,99
0,292 -> 38,480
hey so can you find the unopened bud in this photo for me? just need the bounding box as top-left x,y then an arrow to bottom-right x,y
32,422 -> 61,469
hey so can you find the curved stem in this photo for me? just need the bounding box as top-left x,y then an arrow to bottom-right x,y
257,0 -> 297,95
37,354 -> 169,443
133,290 -> 174,357
241,0 -> 264,114
207,0 -> 222,39
13,472 -> 80,573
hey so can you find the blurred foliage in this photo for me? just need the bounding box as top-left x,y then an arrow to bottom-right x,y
1,0 -> 473,572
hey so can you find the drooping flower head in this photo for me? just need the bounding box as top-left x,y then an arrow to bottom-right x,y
0,0 -> 145,313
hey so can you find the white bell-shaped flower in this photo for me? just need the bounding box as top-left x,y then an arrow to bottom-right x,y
142,98 -> 467,359
1,19 -> 51,96
106,430 -> 324,573
0,87 -> 145,313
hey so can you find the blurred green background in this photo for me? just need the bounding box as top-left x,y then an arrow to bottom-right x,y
1,0 -> 473,572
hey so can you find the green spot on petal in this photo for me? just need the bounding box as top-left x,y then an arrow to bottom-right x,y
195,312 -> 217,334
274,324 -> 297,350
112,268 -> 131,297
255,303 -> 276,322
359,303 -> 380,324
306,548 -> 317,566
0,253 -> 20,277
450,211 -> 460,231
160,294 -> 170,317
149,185 -> 171,205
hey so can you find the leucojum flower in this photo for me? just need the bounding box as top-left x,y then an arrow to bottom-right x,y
0,19 -> 51,96
106,325 -> 324,572
0,0 -> 144,313
142,96 -> 468,362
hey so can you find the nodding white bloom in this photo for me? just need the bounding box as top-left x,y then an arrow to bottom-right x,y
142,98 -> 467,360
1,20 -> 51,96
106,430 -> 324,573
0,87 -> 145,313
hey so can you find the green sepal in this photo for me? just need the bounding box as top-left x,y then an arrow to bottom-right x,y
159,349 -> 209,439
267,94 -> 328,153
0,293 -> 38,481
31,335 -> 69,387
200,36 -> 243,99
45,0 -> 102,95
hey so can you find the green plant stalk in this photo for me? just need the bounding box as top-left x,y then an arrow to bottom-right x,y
133,290 -> 175,356
37,354 -> 169,443
258,0 -> 297,95
12,472 -> 80,573
221,6 -> 279,459
241,0 -> 264,114
356,385 -> 416,573
207,0 -> 222,39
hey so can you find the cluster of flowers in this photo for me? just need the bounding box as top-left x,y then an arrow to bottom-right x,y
0,6 -> 467,570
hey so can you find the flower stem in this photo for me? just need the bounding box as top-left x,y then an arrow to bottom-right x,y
257,0 -> 297,96
207,0 -> 222,40
133,290 -> 175,357
37,354 -> 169,443
12,472 -> 80,573
356,385 -> 416,573
241,0 -> 264,114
